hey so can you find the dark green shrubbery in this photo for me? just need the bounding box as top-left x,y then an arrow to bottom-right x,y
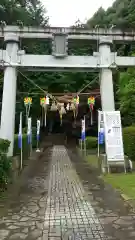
0,139 -> 10,153
123,126 -> 135,161
0,139 -> 12,190
85,136 -> 98,149
0,126 -> 37,191
79,127 -> 135,161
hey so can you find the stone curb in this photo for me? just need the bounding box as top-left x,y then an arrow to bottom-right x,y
120,193 -> 135,210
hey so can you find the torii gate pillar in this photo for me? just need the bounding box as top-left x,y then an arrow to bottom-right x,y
0,33 -> 19,156
99,38 -> 115,111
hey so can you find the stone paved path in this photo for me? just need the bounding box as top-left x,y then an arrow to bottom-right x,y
43,145 -> 108,239
0,144 -> 135,240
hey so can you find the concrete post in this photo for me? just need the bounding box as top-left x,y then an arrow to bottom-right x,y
99,37 -> 115,111
0,33 -> 19,156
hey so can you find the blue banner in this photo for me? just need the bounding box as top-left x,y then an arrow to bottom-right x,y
81,132 -> 85,141
98,132 -> 104,144
37,134 -> 40,141
27,133 -> 32,144
81,119 -> 85,141
18,134 -> 22,149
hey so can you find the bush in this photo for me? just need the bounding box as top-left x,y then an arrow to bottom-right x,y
85,136 -> 98,149
0,139 -> 12,190
0,153 -> 12,189
123,126 -> 135,161
0,139 -> 10,153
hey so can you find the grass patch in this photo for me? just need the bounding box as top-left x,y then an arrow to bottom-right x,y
87,154 -> 135,200
103,173 -> 135,199
86,154 -> 99,168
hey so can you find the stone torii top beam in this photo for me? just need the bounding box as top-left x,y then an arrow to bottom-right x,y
0,25 -> 135,42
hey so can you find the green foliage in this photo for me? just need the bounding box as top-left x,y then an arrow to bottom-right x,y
118,68 -> 135,125
0,0 -> 48,26
0,139 -> 10,153
86,136 -> 98,149
0,1 -> 99,125
0,139 -> 12,190
87,0 -> 135,126
0,153 -> 12,190
87,0 -> 135,29
123,126 -> 135,161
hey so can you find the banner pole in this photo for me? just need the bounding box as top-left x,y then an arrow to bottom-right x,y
20,112 -> 23,170
36,119 -> 41,152
98,110 -> 100,157
84,116 -> 86,156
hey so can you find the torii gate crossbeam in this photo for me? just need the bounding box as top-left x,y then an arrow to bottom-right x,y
0,26 -> 135,42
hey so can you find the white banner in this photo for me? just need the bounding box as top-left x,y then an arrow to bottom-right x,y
37,120 -> 40,135
81,118 -> 86,141
46,96 -> 49,105
19,112 -> 22,136
27,118 -> 31,135
103,111 -> 124,162
82,119 -> 85,133
98,111 -> 104,133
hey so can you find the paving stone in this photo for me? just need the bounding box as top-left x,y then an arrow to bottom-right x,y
22,228 -> 29,233
36,221 -> 44,230
29,229 -> 42,238
0,229 -> 10,240
28,205 -> 39,213
129,231 -> 135,237
8,225 -> 19,230
12,215 -> 20,220
20,217 -> 30,221
9,233 -> 27,240
114,218 -> 134,226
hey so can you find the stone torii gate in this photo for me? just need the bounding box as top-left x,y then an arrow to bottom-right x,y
0,26 -> 135,156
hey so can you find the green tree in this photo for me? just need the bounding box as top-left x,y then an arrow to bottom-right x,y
118,69 -> 135,125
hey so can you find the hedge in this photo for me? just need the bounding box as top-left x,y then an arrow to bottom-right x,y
123,126 -> 135,161
0,127 -> 37,191
79,127 -> 135,161
0,139 -> 12,190
85,136 -> 98,149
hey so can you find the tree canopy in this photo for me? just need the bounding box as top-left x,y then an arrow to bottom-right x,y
1,0 -> 135,127
87,0 -> 135,125
0,0 -> 99,127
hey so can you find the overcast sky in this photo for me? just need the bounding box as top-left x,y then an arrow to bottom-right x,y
41,0 -> 115,27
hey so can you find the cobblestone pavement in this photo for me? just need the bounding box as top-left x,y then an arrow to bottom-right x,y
0,144 -> 135,240
43,145 -> 108,240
